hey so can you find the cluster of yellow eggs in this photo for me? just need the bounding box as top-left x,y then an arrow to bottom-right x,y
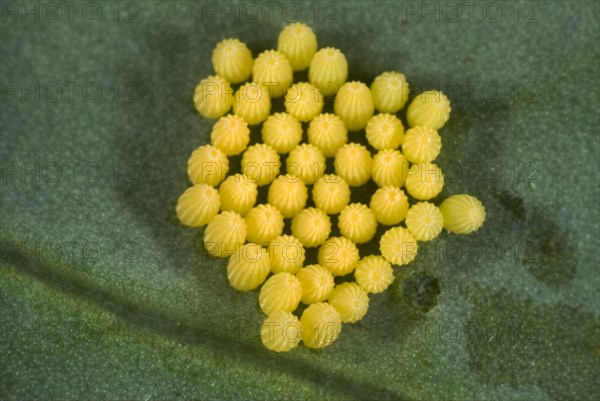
177,23 -> 486,352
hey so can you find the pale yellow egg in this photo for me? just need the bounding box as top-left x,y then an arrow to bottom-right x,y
211,38 -> 254,84
300,302 -> 342,349
176,184 -> 220,227
277,23 -> 317,71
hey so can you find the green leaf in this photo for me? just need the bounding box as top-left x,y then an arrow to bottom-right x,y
1,2 -> 598,400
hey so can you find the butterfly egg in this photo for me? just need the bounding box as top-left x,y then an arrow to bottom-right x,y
296,264 -> 335,304
318,236 -> 359,276
370,186 -> 409,225
244,204 -> 284,246
354,255 -> 394,294
211,38 -> 254,84
405,202 -> 444,241
261,112 -> 302,154
259,272 -> 303,315
176,184 -> 220,227
406,90 -> 451,129
334,143 -> 372,187
252,50 -> 293,98
268,174 -> 308,218
291,208 -> 331,248
371,149 -> 409,188
329,283 -> 369,323
338,203 -> 377,244
402,126 -> 442,163
307,113 -> 348,157
308,47 -> 348,96
268,234 -> 305,274
439,194 -> 486,234
260,311 -> 302,352
286,143 -> 326,185
284,82 -> 324,122
241,143 -> 280,186
380,226 -> 418,266
218,173 -> 257,216
233,82 -> 271,125
278,23 -> 317,71
300,302 -> 342,349
210,114 -> 250,156
312,174 -> 350,214
193,75 -> 234,119
187,144 -> 229,187
227,243 -> 270,291
405,162 -> 445,200
365,113 -> 405,150
334,81 -> 374,131
371,71 -> 410,113
204,211 -> 247,257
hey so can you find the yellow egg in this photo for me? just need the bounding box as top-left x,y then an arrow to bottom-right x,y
307,113 -> 348,157
439,194 -> 486,234
329,283 -> 369,323
259,272 -> 303,315
354,256 -> 394,294
405,202 -> 444,241
218,174 -> 257,216
268,235 -> 305,274
312,174 -> 350,214
402,126 -> 442,163
261,112 -> 302,154
211,38 -> 254,84
204,211 -> 247,257
233,82 -> 271,125
296,264 -> 335,304
260,311 -> 302,352
187,144 -> 229,187
338,203 -> 377,244
334,81 -> 374,131
227,243 -> 270,291
244,204 -> 284,246
406,90 -> 451,129
291,208 -> 331,248
210,114 -> 250,156
176,184 -> 221,227
405,162 -> 445,200
308,47 -> 348,96
334,143 -> 372,187
284,82 -> 324,122
253,50 -> 293,98
370,186 -> 409,225
193,75 -> 234,119
365,113 -> 405,150
370,71 -> 410,113
318,236 -> 359,276
301,302 -> 342,349
267,174 -> 308,218
277,23 -> 317,71
371,149 -> 409,188
241,143 -> 280,186
286,144 -> 326,185
379,226 -> 418,266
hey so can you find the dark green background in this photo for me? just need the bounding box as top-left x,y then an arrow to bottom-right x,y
1,1 -> 599,400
